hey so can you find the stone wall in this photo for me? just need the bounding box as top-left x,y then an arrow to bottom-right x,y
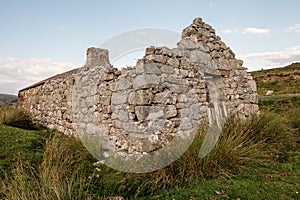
18,18 -> 259,155
18,68 -> 78,135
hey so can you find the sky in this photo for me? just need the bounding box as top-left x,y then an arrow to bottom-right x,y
1,0 -> 300,95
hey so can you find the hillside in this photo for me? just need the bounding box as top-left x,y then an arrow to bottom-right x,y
251,62 -> 300,96
0,94 -> 17,105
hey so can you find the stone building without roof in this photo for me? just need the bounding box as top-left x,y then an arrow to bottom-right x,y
18,18 -> 259,154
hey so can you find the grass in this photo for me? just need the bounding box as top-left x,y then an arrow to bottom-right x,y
1,99 -> 299,199
0,105 -> 36,130
141,158 -> 300,200
251,62 -> 300,96
100,111 -> 294,198
1,134 -> 101,200
259,95 -> 300,113
0,125 -> 53,178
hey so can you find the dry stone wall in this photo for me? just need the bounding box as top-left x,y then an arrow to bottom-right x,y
18,69 -> 77,135
18,18 -> 259,155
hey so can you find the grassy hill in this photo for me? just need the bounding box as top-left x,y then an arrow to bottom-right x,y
0,93 -> 17,105
251,62 -> 300,96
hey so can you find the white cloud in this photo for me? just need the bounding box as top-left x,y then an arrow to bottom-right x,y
242,27 -> 270,35
0,57 -> 80,95
286,24 -> 300,33
220,28 -> 237,34
240,45 -> 300,70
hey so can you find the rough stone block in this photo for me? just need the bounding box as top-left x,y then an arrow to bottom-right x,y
164,105 -> 177,118
128,89 -> 153,105
111,92 -> 128,105
133,74 -> 160,89
135,106 -> 150,121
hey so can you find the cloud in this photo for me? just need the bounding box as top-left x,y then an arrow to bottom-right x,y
286,24 -> 300,33
242,27 -> 270,35
0,57 -> 80,94
240,45 -> 300,70
220,28 -> 237,34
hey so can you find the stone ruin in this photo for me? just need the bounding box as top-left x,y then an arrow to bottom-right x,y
18,18 -> 259,156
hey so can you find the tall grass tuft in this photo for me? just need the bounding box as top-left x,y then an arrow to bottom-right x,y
110,112 -> 291,198
2,134 -> 99,200
0,105 -> 36,129
287,106 -> 300,130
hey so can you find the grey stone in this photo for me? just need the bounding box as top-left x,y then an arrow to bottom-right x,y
146,119 -> 165,131
266,90 -> 273,96
250,94 -> 258,104
86,48 -> 110,67
164,105 -> 177,118
179,108 -> 190,118
146,54 -> 166,63
135,106 -> 150,121
178,117 -> 193,130
164,83 -> 189,94
133,74 -> 160,89
190,50 -> 210,64
111,92 -> 128,105
161,47 -> 173,57
177,94 -> 188,102
190,103 -> 201,119
144,63 -> 161,74
136,64 -> 144,74
114,78 -> 132,91
153,90 -> 173,104
162,76 -> 187,85
145,106 -> 164,120
123,122 -> 147,133
160,65 -> 175,74
128,90 -> 153,105
248,80 -> 257,92
117,109 -> 129,122
178,38 -> 197,49
101,73 -> 115,81
167,57 -> 179,67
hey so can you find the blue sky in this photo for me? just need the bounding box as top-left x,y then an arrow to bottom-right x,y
1,0 -> 300,94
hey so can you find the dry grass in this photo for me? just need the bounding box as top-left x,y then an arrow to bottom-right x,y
0,105 -> 36,129
105,112 -> 290,197
2,134 -> 98,200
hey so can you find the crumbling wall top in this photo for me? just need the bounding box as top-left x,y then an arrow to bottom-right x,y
86,47 -> 111,67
